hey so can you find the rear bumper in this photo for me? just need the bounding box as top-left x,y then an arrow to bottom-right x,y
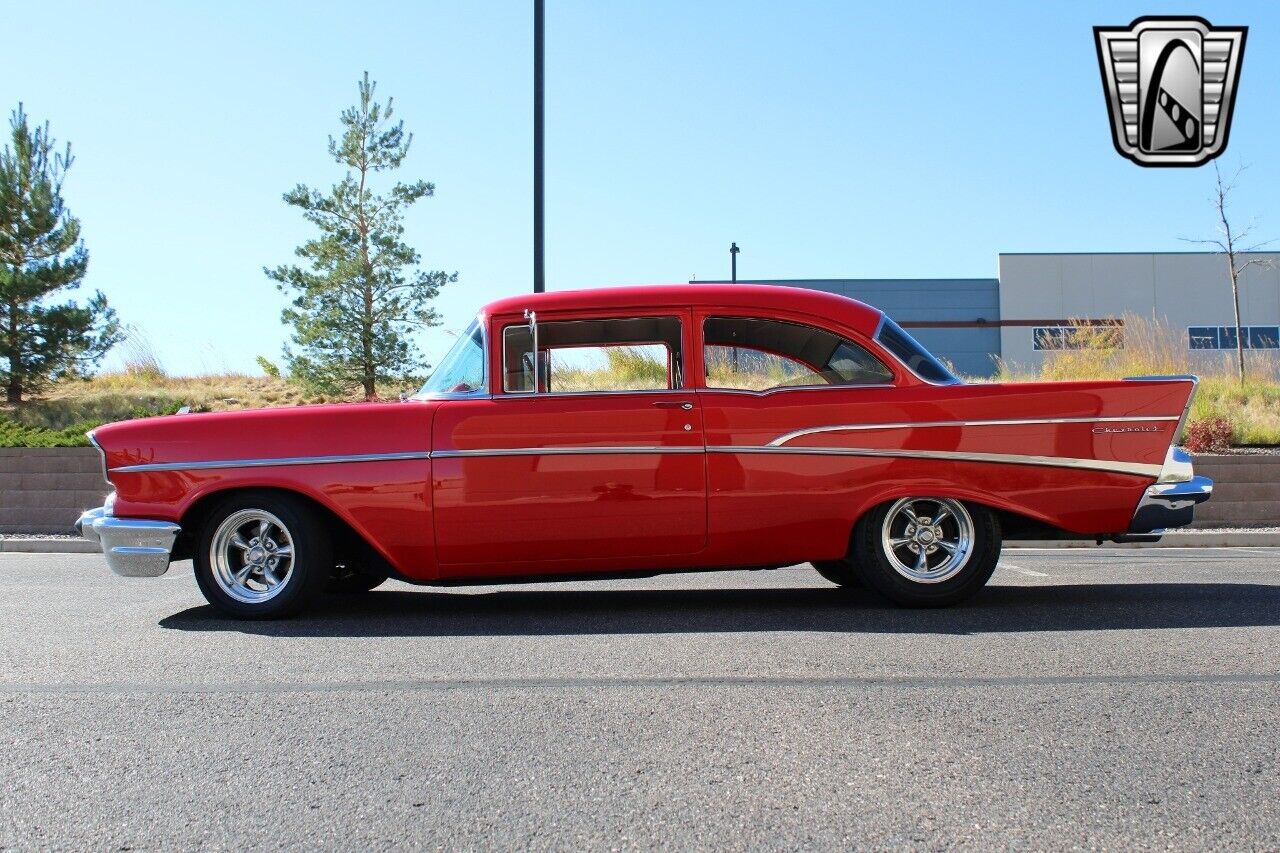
1129,475 -> 1214,534
76,501 -> 181,578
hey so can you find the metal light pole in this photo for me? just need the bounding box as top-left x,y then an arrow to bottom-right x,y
729,242 -> 740,371
533,0 -> 545,293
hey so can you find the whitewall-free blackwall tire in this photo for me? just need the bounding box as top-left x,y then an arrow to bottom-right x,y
853,497 -> 1000,607
193,491 -> 333,619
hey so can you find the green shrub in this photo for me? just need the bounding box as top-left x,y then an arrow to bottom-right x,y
10,395 -> 184,430
0,416 -> 98,448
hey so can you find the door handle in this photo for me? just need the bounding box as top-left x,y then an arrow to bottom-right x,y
653,400 -> 694,410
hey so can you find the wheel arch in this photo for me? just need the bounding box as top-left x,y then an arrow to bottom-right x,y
173,486 -> 394,576
842,484 -> 1064,550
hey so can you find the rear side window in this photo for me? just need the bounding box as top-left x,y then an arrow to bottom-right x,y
702,317 -> 892,391
503,316 -> 682,393
874,318 -> 959,384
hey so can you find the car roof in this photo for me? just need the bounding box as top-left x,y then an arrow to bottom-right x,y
481,283 -> 884,338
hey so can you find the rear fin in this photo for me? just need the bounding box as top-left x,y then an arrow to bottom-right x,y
1124,375 -> 1199,482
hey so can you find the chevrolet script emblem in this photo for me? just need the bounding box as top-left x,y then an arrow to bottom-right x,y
1094,16 -> 1247,167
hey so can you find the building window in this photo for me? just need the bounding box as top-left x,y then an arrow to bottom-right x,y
1032,325 -> 1123,351
1250,327 -> 1280,349
1187,326 -> 1280,350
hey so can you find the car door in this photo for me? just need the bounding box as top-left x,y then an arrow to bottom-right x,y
431,309 -> 707,575
693,310 -> 902,566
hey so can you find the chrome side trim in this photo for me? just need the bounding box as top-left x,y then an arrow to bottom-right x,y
768,416 -> 1179,447
108,442 -> 1162,477
111,451 -> 433,474
707,445 -> 1163,478
490,388 -> 693,400
412,392 -> 496,401
699,383 -> 897,397
433,446 -> 704,459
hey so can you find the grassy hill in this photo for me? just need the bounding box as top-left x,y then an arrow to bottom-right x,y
4,316 -> 1278,447
0,371 -> 353,446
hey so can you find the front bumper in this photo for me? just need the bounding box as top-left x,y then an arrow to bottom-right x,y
76,502 -> 181,578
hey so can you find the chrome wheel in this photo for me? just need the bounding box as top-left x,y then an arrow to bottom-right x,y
209,509 -> 296,604
880,498 -> 973,584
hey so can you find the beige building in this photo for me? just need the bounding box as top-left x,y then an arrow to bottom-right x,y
997,252 -> 1280,373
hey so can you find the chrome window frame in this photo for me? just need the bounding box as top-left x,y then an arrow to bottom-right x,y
413,316 -> 490,400
500,314 -> 686,396
701,315 -> 895,393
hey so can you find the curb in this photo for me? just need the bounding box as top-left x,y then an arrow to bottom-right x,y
0,539 -> 99,554
1010,532 -> 1280,549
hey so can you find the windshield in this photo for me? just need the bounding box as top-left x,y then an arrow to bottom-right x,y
874,317 -> 960,385
416,318 -> 485,396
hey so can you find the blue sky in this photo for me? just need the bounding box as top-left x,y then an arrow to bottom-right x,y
4,0 -> 1278,376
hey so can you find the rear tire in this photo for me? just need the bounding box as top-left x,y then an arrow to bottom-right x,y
854,497 -> 1000,607
193,491 -> 332,619
811,559 -> 862,588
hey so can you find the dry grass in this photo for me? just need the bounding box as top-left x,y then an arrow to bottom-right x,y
4,372 -> 350,433
8,314 -> 1280,447
987,314 -> 1280,447
548,347 -> 672,392
4,326 -> 355,438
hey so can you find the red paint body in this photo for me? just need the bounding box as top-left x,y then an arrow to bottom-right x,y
92,285 -> 1194,582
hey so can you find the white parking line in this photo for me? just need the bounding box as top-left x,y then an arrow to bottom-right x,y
1001,564 -> 1049,577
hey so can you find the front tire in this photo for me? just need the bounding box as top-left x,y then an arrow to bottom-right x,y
327,566 -> 389,594
194,492 -> 332,619
854,497 -> 1000,607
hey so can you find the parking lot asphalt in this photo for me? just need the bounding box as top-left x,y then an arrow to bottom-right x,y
1,549 -> 1278,850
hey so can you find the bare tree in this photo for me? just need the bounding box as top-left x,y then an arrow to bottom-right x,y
1181,163 -> 1276,384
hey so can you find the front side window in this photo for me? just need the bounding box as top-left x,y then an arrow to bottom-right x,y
703,316 -> 893,391
416,318 -> 485,396
503,316 -> 682,393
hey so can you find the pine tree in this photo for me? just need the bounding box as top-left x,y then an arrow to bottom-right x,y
266,73 -> 456,398
0,105 -> 120,404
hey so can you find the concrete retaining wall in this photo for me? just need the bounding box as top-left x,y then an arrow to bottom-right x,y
1191,455 -> 1280,528
0,449 -> 1276,534
0,448 -> 110,534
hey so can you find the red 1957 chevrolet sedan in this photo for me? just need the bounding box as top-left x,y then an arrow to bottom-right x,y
77,284 -> 1211,618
